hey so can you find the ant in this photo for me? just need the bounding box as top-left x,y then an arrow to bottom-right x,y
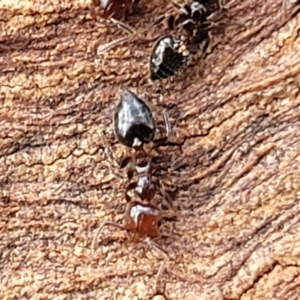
92,89 -> 177,291
149,0 -> 233,81
113,89 -> 180,210
90,0 -> 140,34
92,89 -> 180,293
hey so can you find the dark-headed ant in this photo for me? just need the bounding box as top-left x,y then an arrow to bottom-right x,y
149,0 -> 215,81
150,0 -> 233,81
150,35 -> 190,81
92,89 -> 181,293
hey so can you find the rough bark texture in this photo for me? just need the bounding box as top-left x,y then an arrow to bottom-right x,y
1,0 -> 300,299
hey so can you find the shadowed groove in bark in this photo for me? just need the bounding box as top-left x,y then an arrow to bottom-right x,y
1,0 -> 300,299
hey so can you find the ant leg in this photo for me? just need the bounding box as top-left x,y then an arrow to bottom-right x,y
152,111 -> 171,148
215,0 -> 237,11
109,17 -> 136,34
100,133 -> 124,176
159,183 -> 179,216
100,133 -> 135,178
131,241 -> 148,259
163,110 -> 172,137
91,221 -> 128,255
282,0 -> 287,20
104,146 -> 121,169
120,156 -> 135,179
152,111 -> 185,149
198,36 -> 211,60
125,182 -> 137,202
145,237 -> 169,293
167,0 -> 188,14
217,0 -> 225,9
222,0 -> 237,10
120,156 -> 133,168
97,35 -> 133,53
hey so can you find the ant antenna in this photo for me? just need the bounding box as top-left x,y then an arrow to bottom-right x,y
97,14 -> 166,53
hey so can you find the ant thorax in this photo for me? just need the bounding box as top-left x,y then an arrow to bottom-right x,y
130,203 -> 160,238
135,160 -> 151,173
134,155 -> 156,201
135,175 -> 156,201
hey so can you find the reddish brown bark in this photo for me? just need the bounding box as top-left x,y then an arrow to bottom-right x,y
1,0 -> 300,299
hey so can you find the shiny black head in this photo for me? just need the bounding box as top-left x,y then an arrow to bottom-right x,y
114,89 -> 156,148
149,35 -> 189,81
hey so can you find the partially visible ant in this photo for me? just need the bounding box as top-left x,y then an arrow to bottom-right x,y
90,0 -> 140,34
92,89 -> 181,294
95,11 -> 166,53
149,0 -> 235,81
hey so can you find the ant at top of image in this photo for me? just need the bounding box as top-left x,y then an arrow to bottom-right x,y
150,0 -> 226,81
91,0 -> 139,21
90,0 -> 229,80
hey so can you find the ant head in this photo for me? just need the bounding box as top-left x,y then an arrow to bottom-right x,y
114,89 -> 156,147
149,35 -> 190,81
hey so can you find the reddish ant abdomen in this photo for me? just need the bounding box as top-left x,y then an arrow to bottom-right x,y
91,200 -> 170,293
92,202 -> 163,250
126,202 -> 161,238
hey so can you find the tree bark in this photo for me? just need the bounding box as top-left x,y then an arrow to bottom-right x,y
1,0 -> 300,299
